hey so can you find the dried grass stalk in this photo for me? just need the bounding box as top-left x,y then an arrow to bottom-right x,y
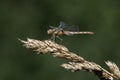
19,38 -> 120,80
105,61 -> 120,79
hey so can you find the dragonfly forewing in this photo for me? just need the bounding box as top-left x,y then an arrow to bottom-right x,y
58,21 -> 79,31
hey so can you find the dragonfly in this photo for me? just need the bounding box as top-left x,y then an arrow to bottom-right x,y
47,21 -> 94,41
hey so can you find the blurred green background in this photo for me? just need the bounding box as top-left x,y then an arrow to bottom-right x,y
1,0 -> 120,80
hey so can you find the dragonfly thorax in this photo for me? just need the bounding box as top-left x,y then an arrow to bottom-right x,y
47,28 -> 64,36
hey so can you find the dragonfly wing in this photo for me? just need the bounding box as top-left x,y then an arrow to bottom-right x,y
49,26 -> 58,29
68,25 -> 79,32
58,21 -> 68,29
58,21 -> 79,31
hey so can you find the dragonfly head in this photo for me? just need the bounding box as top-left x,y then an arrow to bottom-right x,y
47,29 -> 55,35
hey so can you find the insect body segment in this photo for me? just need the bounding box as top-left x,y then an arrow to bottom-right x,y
47,28 -> 64,41
47,21 -> 94,41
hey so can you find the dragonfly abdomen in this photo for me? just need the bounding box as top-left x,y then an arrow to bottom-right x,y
64,31 -> 94,36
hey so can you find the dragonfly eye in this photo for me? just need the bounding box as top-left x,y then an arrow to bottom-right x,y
47,29 -> 54,34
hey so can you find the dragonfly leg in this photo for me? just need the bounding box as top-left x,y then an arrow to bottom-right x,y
51,34 -> 56,41
56,36 -> 63,41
